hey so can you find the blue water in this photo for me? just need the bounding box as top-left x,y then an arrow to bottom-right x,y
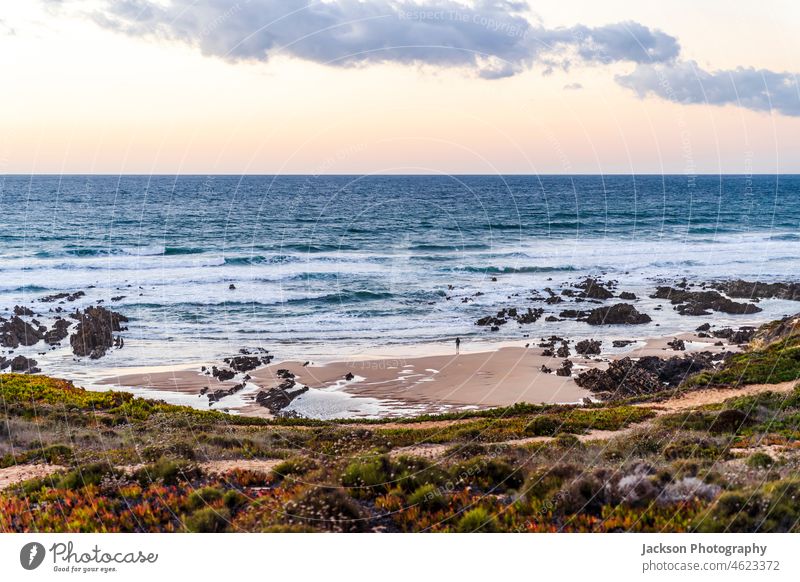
1,174 -> 798,373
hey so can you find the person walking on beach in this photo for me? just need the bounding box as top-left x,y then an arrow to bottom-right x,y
455,337 -> 461,355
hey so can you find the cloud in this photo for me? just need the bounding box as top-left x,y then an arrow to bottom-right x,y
617,60 -> 800,117
39,1 -> 800,116
563,82 -> 583,90
55,0 -> 679,79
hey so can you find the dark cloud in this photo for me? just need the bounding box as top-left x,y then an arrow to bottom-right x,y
617,60 -> 800,117
66,0 -> 680,79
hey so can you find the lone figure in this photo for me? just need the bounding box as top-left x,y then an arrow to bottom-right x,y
455,337 -> 461,355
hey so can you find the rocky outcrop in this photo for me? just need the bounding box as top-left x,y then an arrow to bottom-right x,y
574,278 -> 614,300
575,358 -> 661,398
44,318 -> 72,345
585,303 -> 651,325
476,307 -> 544,327
0,316 -> 44,348
710,280 -> 800,301
40,291 -> 85,303
0,355 -> 40,374
651,286 -> 760,316
255,378 -> 309,413
575,339 -> 602,355
69,306 -> 128,359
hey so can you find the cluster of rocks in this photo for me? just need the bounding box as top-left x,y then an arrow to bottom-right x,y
585,303 -> 651,325
651,286 -> 761,316
69,306 -> 128,359
476,307 -> 544,330
40,291 -> 86,303
574,352 -> 726,399
575,339 -> 602,355
709,280 -> 800,301
255,369 -> 309,413
0,355 -> 40,373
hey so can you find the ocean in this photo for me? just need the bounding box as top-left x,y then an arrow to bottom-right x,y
1,174 -> 798,383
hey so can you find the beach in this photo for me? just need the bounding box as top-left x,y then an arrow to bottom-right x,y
99,330 -> 740,419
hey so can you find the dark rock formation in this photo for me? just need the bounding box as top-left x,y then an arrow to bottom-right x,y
618,291 -> 637,300
575,358 -> 660,397
710,280 -> 800,301
575,339 -> 602,355
556,342 -> 570,358
585,304 -> 651,325
40,291 -> 85,303
650,286 -> 760,316
574,278 -> 614,300
211,366 -> 235,381
44,318 -> 72,345
223,354 -> 272,373
0,355 -> 40,374
1,316 -> 44,348
612,340 -> 635,348
667,338 -> 686,351
13,305 -> 34,316
69,306 -> 128,359
555,359 -> 573,377
255,379 -> 309,413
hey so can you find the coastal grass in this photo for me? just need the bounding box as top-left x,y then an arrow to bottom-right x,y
3,372 -> 800,532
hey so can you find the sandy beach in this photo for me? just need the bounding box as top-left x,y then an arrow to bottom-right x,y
99,330 -> 735,418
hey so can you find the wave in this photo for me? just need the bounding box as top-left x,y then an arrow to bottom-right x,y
451,265 -> 579,274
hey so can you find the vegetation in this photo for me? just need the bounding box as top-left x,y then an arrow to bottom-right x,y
2,345 -> 800,531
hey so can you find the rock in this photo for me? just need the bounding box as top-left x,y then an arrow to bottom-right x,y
1,316 -> 44,348
43,318 -> 72,345
618,291 -> 637,300
111,295 -> 125,302
229,284 -> 236,290
575,339 -> 602,355
276,369 -> 295,380
223,355 -> 270,373
612,340 -> 634,348
40,291 -> 85,303
696,323 -> 711,332
255,381 -> 309,413
13,305 -> 34,316
710,280 -> 800,301
574,278 -> 614,300
211,366 -> 235,381
556,342 -> 570,358
575,358 -> 661,398
667,338 -> 686,351
207,382 -> 246,404
555,359 -> 573,377
650,286 -> 760,316
540,365 -> 552,374
1,355 -> 41,374
585,304 -> 651,325
69,306 -> 128,359
344,372 -> 354,381
630,353 -> 715,387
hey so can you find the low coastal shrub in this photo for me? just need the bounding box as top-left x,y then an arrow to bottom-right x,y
685,336 -> 800,387
184,507 -> 230,533
694,479 -> 800,532
746,451 -> 774,469
456,507 -> 497,532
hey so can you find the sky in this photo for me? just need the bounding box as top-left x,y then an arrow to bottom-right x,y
1,0 -> 799,175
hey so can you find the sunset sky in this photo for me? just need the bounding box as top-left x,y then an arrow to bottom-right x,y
1,0 -> 799,174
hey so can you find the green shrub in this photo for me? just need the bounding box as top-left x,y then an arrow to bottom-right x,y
272,457 -> 316,481
408,484 -> 448,512
186,486 -> 224,511
58,463 -> 118,490
746,451 -> 774,469
456,507 -> 497,532
185,507 -> 230,533
341,456 -> 391,496
134,458 -> 200,486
